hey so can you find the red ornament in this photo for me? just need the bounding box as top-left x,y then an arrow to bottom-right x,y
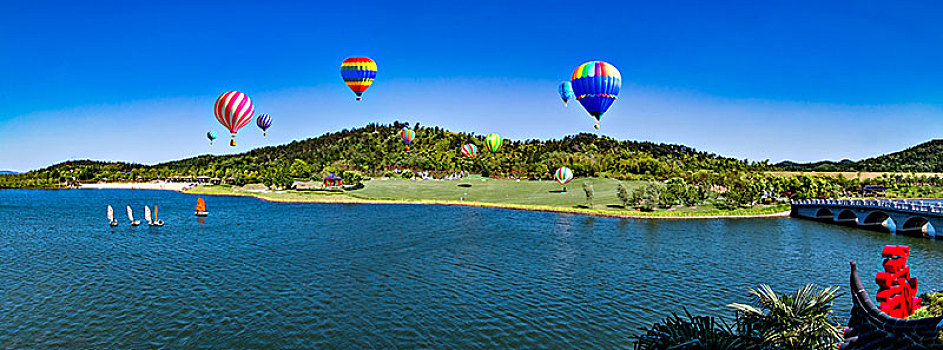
875,245 -> 922,318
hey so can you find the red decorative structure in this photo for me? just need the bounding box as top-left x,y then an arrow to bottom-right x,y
874,245 -> 922,318
323,173 -> 342,187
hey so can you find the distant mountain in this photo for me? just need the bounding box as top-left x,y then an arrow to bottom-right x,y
776,140 -> 943,172
0,170 -> 18,175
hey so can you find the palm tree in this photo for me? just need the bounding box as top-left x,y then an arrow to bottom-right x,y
728,284 -> 842,350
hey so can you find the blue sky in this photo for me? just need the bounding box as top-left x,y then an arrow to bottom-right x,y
2,1 -> 943,171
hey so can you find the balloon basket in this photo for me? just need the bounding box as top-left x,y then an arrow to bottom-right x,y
356,97 -> 362,101
594,122 -> 600,130
230,139 -> 236,147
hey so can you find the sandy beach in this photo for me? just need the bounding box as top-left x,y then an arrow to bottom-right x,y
79,182 -> 194,191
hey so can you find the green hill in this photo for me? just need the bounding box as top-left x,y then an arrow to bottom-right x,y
0,122 -> 770,188
776,140 -> 943,172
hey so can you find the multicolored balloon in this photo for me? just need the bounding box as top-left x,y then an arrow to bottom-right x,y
341,57 -> 377,101
214,91 -> 255,146
461,143 -> 478,159
485,133 -> 502,155
558,81 -> 575,107
256,113 -> 271,136
206,130 -> 217,145
555,166 -> 574,186
400,128 -> 415,151
571,61 -> 621,129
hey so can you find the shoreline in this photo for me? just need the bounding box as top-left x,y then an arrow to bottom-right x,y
78,182 -> 194,191
185,186 -> 793,220
55,182 -> 793,220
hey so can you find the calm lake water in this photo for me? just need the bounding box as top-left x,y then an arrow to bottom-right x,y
2,189 -> 943,348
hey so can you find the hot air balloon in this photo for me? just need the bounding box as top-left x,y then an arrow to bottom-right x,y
571,61 -> 621,130
485,133 -> 502,155
400,128 -> 415,151
341,57 -> 377,101
206,130 -> 217,145
555,166 -> 573,188
214,91 -> 255,146
461,144 -> 478,159
558,81 -> 575,107
256,113 -> 272,136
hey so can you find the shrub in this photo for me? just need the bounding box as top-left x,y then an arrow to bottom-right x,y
583,181 -> 594,208
633,309 -> 744,350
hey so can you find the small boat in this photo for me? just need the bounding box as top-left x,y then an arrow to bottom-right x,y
195,197 -> 208,217
151,205 -> 164,226
144,206 -> 153,225
107,205 -> 118,226
127,205 -> 141,226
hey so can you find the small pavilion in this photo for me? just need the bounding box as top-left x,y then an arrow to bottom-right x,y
323,173 -> 342,187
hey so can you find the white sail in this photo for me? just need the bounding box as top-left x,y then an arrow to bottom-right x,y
107,205 -> 114,222
144,206 -> 152,224
126,205 -> 134,221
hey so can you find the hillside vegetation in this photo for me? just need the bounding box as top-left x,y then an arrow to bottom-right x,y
0,122 -> 769,188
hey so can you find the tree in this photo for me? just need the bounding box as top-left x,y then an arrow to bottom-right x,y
583,181 -> 594,208
290,159 -> 312,178
729,284 -> 843,350
617,182 -> 630,208
722,172 -> 768,208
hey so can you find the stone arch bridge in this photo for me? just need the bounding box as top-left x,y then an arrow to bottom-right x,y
791,199 -> 943,239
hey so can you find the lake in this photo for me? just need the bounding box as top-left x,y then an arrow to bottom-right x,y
2,189 -> 942,348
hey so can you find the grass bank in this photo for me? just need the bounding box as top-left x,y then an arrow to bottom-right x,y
185,178 -> 791,219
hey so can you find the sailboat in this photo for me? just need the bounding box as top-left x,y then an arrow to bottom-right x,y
195,197 -> 208,217
107,205 -> 118,226
144,206 -> 153,225
152,205 -> 164,226
127,205 -> 141,226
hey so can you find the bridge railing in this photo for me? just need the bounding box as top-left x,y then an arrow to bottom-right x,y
791,198 -> 943,214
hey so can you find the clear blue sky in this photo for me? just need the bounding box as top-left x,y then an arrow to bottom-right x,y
2,0 -> 943,171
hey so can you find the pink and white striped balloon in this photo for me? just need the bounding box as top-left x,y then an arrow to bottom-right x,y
214,91 -> 254,146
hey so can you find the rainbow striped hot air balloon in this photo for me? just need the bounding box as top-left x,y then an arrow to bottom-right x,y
555,166 -> 573,192
571,61 -> 621,130
461,144 -> 478,159
214,91 -> 255,146
485,133 -> 502,155
341,57 -> 377,101
206,130 -> 217,145
256,113 -> 272,136
558,81 -> 575,107
400,128 -> 415,151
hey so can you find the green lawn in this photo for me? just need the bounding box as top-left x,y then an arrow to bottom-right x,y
186,178 -> 790,218
348,177 -> 635,207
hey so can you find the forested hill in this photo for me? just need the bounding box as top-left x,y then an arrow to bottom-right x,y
776,139 -> 943,172
1,122 -> 771,188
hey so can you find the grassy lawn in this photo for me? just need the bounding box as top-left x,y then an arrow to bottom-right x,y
348,177 -> 634,207
186,178 -> 791,218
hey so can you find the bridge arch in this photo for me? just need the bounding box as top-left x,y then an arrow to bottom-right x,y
900,216 -> 935,237
861,211 -> 896,233
862,211 -> 890,225
815,208 -> 834,219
